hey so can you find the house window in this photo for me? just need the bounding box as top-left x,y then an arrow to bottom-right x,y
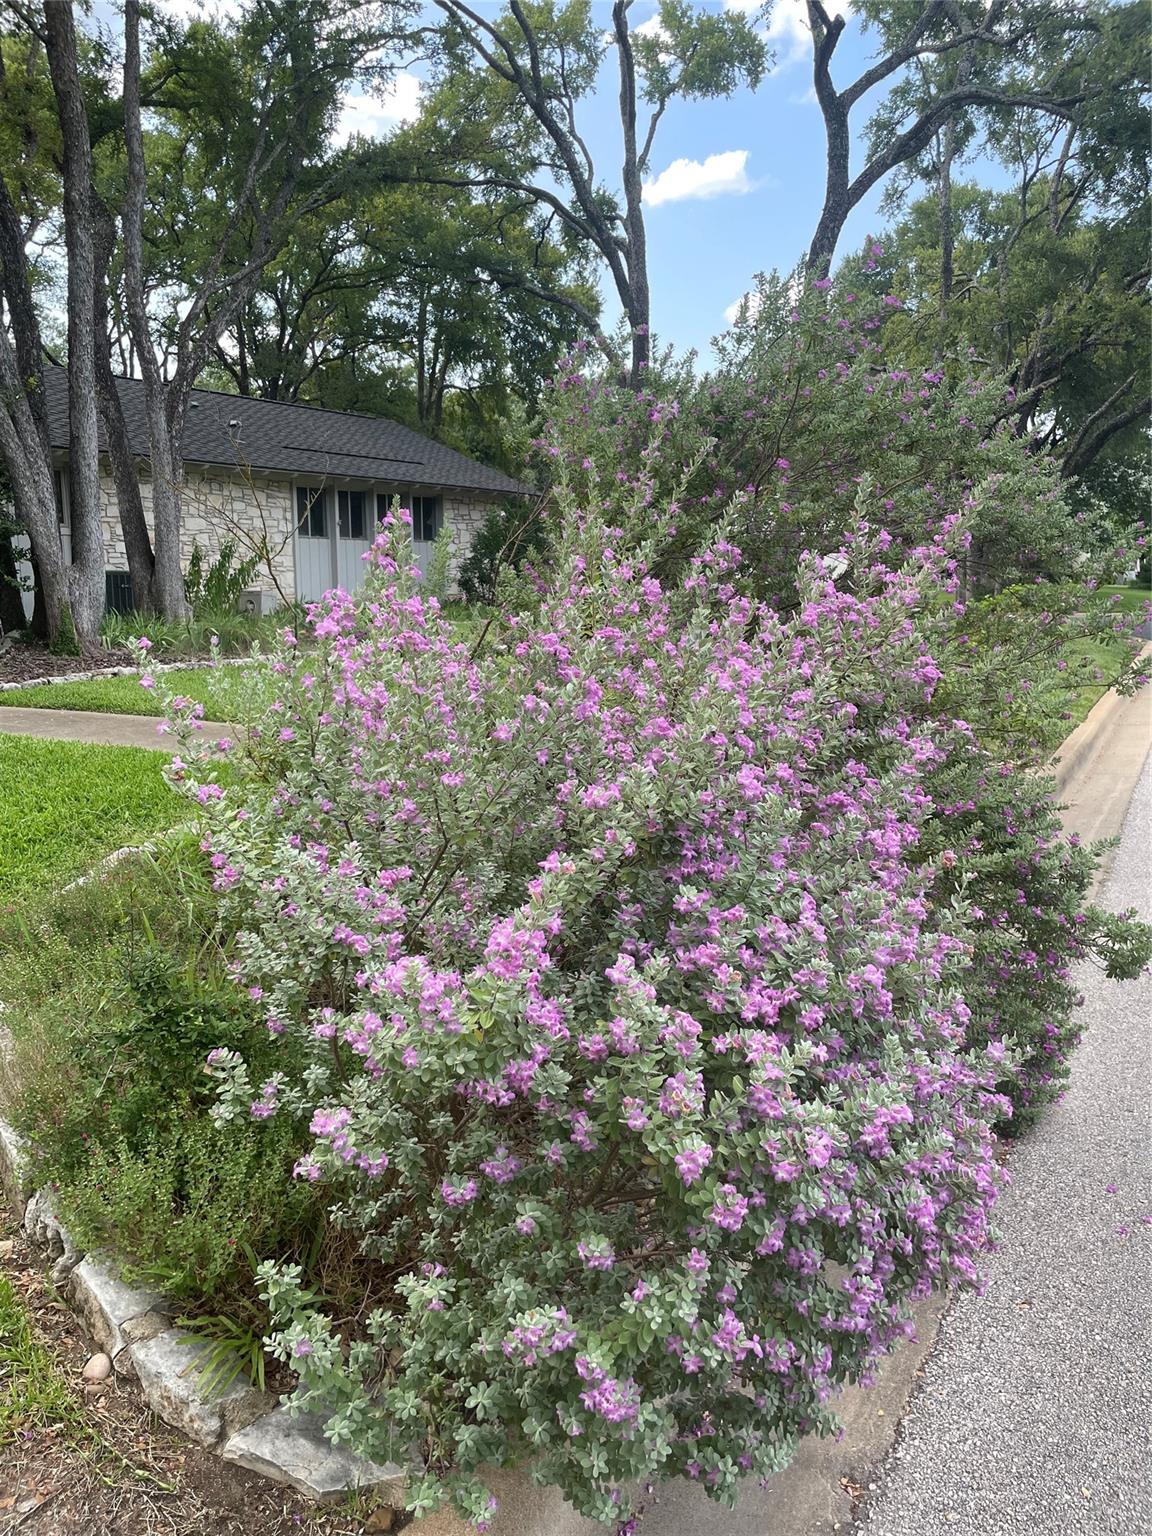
338,489 -> 366,540
411,495 -> 442,543
296,485 -> 328,538
53,470 -> 68,525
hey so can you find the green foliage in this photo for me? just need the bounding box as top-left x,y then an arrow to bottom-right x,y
178,1309 -> 270,1396
538,266 -> 1131,609
183,540 -> 260,619
861,2 -> 1150,510
100,605 -> 293,658
0,734 -> 180,902
0,1273 -> 83,1446
57,1118 -> 312,1302
533,268 -> 1152,1124
457,499 -> 548,606
0,847 -> 319,1306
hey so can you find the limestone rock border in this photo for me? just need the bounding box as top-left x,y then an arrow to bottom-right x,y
0,655 -> 253,693
0,1115 -> 405,1508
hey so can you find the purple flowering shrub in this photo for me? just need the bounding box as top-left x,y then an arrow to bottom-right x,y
531,267 -> 1152,1126
180,512 -> 1030,1526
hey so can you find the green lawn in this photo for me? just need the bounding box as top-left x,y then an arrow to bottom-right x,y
0,1271 -> 85,1447
1064,635 -> 1139,728
0,665 -> 261,721
1096,583 -> 1152,615
0,734 -> 182,903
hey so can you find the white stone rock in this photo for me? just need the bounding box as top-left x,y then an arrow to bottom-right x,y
131,1328 -> 271,1449
82,1352 -> 112,1383
221,1406 -> 406,1503
68,1255 -> 169,1358
22,1189 -> 83,1281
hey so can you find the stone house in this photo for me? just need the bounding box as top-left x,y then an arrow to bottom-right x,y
40,366 -> 530,612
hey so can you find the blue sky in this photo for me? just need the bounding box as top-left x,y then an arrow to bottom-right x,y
595,1 -> 888,356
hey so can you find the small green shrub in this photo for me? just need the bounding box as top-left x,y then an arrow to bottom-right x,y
184,540 -> 260,619
59,1116 -> 314,1301
457,499 -> 547,606
178,1309 -> 272,1395
100,605 -> 298,658
1,846 -> 319,1307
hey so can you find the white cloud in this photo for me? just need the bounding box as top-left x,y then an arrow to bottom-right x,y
724,289 -> 761,325
725,0 -> 856,72
634,13 -> 669,41
334,73 -> 423,143
643,149 -> 754,207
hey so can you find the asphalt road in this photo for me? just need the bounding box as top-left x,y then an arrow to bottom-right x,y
858,751 -> 1152,1536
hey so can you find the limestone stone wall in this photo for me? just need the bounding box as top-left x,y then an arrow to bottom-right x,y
443,492 -> 499,586
99,467 -> 296,604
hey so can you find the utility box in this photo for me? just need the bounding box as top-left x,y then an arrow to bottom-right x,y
236,589 -> 273,616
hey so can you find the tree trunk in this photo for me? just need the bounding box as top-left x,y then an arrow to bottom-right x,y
0,59 -> 73,645
94,200 -> 156,612
148,412 -> 189,621
0,398 -> 76,649
122,0 -> 188,621
613,1 -> 651,388
44,0 -> 106,643
27,547 -> 49,639
0,189 -> 50,462
806,99 -> 851,277
97,360 -> 156,613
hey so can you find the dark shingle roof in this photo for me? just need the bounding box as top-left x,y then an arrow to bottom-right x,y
42,366 -> 529,498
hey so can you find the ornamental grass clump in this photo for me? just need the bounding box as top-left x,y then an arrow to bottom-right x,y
174,508 -> 1020,1527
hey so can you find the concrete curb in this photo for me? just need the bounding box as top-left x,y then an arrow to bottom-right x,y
1049,643 -> 1152,855
1049,642 -> 1152,796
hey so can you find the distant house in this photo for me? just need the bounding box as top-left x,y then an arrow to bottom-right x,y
39,366 -> 529,612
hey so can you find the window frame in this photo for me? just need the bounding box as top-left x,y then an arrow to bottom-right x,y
337,488 -> 367,541
411,494 -> 443,544
296,484 -> 329,539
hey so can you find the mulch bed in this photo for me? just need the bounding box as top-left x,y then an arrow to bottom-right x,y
0,642 -> 136,688
0,1220 -> 405,1536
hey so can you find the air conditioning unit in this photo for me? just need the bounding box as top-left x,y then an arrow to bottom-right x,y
236,589 -> 272,616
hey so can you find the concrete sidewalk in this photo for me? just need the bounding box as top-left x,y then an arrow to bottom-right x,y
857,755 -> 1152,1536
0,706 -> 231,752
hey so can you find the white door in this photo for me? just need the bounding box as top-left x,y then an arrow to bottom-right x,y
336,490 -> 371,594
295,485 -> 334,600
